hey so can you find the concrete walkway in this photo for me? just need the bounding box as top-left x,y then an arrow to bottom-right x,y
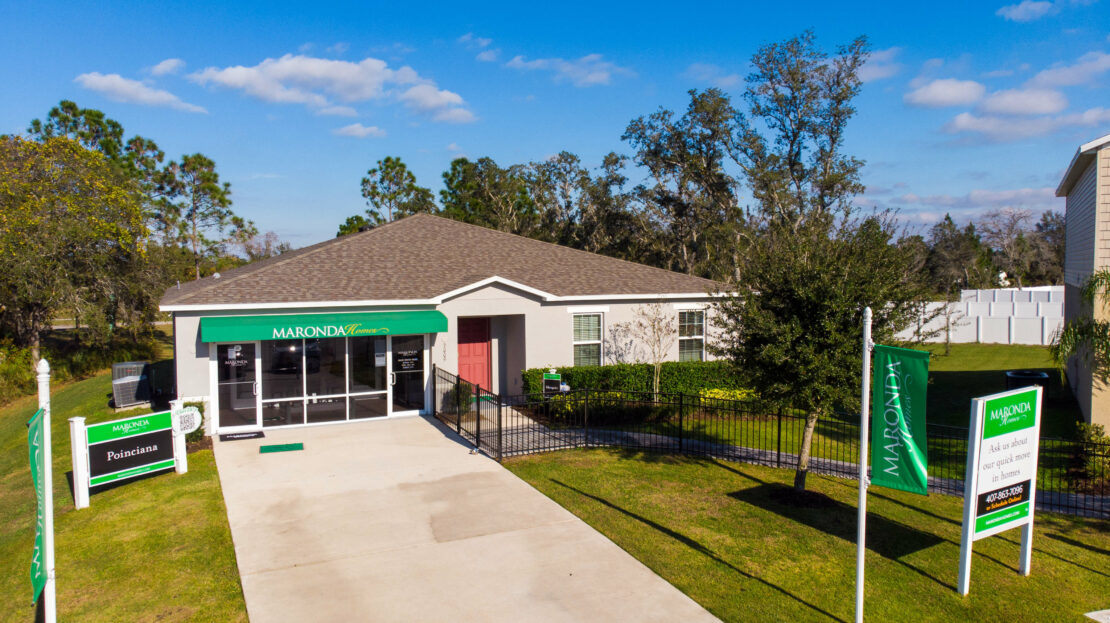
213,416 -> 719,622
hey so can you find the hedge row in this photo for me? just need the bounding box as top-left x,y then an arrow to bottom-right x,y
521,360 -> 744,396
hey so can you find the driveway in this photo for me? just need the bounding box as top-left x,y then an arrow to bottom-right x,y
213,416 -> 719,622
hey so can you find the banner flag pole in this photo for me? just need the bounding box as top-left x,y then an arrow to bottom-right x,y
36,359 -> 57,623
855,307 -> 873,623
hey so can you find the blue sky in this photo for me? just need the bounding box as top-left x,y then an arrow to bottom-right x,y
2,0 -> 1109,245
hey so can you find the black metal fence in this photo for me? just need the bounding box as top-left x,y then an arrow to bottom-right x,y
430,366 -> 1110,519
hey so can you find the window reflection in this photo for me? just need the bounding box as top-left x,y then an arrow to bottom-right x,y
305,338 -> 346,397
350,336 -> 387,393
262,339 -> 303,399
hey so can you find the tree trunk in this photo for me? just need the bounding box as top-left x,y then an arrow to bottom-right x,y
653,362 -> 661,399
30,333 -> 41,374
793,410 -> 820,491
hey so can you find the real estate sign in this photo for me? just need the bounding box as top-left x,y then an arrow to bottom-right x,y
27,408 -> 46,603
957,385 -> 1042,594
543,372 -> 561,395
870,345 -> 930,495
85,411 -> 176,487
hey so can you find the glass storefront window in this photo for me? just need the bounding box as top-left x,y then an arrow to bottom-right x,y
306,396 -> 346,423
349,336 -> 387,393
262,399 -> 304,427
305,337 -> 346,397
262,339 -> 304,399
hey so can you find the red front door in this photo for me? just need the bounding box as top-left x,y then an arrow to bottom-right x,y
458,317 -> 491,390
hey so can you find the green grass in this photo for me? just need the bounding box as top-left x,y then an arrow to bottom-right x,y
519,344 -> 1087,487
0,370 -> 246,622
506,448 -> 1110,623
922,343 -> 1078,437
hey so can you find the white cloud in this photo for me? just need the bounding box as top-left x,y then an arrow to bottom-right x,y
447,142 -> 461,151
506,53 -> 634,87
75,72 -> 206,113
332,123 -> 386,138
895,187 -> 1057,220
399,84 -> 463,110
476,49 -> 500,62
944,107 -> 1110,141
996,1 -> 1056,21
904,78 -> 985,107
189,54 -> 472,123
859,47 -> 903,82
315,105 -> 357,116
982,68 -> 1015,78
1028,51 -> 1110,87
683,63 -> 741,88
458,33 -> 492,48
432,108 -> 477,124
150,58 -> 185,76
326,42 -> 349,55
978,88 -> 1068,115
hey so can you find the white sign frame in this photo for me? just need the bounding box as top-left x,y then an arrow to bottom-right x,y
957,385 -> 1042,595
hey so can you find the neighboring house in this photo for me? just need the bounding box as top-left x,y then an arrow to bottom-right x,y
1056,132 -> 1110,427
160,214 -> 722,435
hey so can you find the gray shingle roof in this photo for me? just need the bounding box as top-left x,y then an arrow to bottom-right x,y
160,214 -> 722,308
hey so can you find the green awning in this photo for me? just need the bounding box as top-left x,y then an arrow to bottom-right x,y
200,311 -> 447,343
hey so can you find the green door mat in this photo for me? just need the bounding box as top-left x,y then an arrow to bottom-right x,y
259,443 -> 304,454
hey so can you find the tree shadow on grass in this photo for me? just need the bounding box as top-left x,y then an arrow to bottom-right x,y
548,478 -> 847,623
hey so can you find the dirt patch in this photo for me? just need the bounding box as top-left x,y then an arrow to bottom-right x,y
187,436 -> 213,453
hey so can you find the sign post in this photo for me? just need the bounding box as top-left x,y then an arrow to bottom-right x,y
854,307 -> 873,623
856,311 -> 930,623
31,359 -> 56,622
958,385 -> 1042,595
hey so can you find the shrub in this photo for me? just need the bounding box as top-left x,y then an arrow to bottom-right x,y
0,332 -> 157,405
521,360 -> 745,397
1077,423 -> 1110,486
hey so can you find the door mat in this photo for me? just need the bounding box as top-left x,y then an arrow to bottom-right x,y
259,443 -> 303,454
220,431 -> 265,442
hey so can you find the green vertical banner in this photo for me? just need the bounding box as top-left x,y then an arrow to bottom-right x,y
27,407 -> 46,603
871,345 -> 930,495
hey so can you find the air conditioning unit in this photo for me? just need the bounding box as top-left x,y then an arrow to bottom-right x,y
112,361 -> 150,408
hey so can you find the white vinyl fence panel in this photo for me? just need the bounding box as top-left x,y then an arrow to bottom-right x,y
898,287 -> 1063,346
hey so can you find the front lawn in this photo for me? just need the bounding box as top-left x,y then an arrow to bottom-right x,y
506,449 -> 1110,623
0,370 -> 246,622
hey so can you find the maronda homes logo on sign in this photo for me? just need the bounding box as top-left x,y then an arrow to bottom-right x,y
271,322 -> 390,339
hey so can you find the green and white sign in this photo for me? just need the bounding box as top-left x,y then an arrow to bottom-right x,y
85,411 -> 176,487
199,310 -> 448,343
27,408 -> 46,603
957,385 -> 1042,595
870,345 -> 930,495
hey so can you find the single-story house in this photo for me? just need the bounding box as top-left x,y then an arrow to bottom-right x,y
1056,131 -> 1110,427
161,214 -> 723,435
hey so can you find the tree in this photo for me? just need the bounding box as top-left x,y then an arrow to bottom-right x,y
1028,210 -> 1064,285
925,214 -> 992,294
0,136 -> 145,365
440,157 -> 537,235
1052,270 -> 1110,382
713,32 -> 928,492
336,214 -> 372,237
360,156 -> 436,223
163,153 -> 253,279
238,231 -> 292,262
611,302 -> 677,397
977,208 -> 1034,288
623,89 -> 742,280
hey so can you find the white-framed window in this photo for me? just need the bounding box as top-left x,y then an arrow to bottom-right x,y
572,313 -> 603,366
678,310 -> 705,362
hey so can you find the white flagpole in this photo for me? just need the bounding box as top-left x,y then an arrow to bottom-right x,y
36,359 -> 56,623
855,308 -> 873,623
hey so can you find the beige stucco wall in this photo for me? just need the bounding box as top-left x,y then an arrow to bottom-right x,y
1064,146 -> 1110,427
432,282 -> 719,394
